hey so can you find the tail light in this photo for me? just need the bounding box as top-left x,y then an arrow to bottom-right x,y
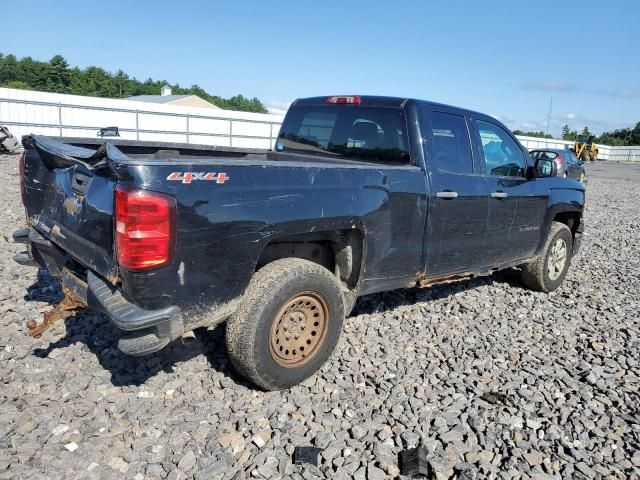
115,186 -> 176,270
18,151 -> 26,204
555,154 -> 564,169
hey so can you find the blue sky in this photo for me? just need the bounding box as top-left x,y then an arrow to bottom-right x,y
2,0 -> 638,136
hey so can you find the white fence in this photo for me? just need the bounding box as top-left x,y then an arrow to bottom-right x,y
0,87 -> 283,149
515,135 -> 640,162
1,87 -> 639,161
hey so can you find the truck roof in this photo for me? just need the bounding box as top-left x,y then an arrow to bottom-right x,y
292,95 -> 491,120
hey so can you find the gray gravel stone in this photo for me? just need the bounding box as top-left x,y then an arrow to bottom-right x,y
1,156 -> 639,478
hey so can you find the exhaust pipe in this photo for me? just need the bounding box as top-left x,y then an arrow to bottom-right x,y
181,330 -> 196,345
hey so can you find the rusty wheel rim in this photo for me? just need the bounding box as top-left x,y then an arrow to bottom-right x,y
269,292 -> 329,368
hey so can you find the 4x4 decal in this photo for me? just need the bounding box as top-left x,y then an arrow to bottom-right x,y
166,172 -> 229,184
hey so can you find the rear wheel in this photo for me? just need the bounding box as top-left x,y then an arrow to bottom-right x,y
521,222 -> 573,292
226,258 -> 344,390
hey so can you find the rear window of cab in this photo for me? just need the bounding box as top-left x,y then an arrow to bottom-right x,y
277,104 -> 410,165
530,150 -> 559,160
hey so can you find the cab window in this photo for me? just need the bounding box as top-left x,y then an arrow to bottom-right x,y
278,105 -> 410,165
476,120 -> 526,177
430,111 -> 474,174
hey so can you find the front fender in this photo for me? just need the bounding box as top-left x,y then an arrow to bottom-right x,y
535,185 -> 585,255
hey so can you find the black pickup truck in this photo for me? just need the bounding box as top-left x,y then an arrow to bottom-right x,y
14,95 -> 585,390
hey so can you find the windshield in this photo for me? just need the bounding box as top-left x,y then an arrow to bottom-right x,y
276,105 -> 410,165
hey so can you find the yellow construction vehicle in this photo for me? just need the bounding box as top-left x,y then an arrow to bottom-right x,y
573,134 -> 598,162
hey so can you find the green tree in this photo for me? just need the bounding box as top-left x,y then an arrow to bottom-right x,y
561,124 -> 578,141
1,80 -> 31,90
18,56 -> 48,90
597,122 -> 640,146
0,54 -> 19,84
512,130 -> 554,139
47,55 -> 71,92
0,51 -> 269,113
113,69 -> 130,98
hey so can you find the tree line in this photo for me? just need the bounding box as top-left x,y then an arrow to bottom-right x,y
514,123 -> 639,146
0,53 -> 268,113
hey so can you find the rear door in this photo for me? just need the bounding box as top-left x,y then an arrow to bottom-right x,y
421,107 -> 489,276
276,99 -> 428,283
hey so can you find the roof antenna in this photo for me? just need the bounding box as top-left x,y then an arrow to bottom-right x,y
545,96 -> 553,137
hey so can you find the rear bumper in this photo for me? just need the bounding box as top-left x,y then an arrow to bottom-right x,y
14,227 -> 184,356
86,271 -> 184,356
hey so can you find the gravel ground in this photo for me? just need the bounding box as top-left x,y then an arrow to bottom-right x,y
0,153 -> 639,480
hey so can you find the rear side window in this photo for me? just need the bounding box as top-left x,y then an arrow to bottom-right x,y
532,150 -> 558,160
476,120 -> 526,177
430,111 -> 473,174
277,105 -> 410,165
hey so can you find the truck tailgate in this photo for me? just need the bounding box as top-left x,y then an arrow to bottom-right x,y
21,135 -> 118,280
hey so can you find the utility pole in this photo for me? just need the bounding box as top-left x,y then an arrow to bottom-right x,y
546,97 -> 553,137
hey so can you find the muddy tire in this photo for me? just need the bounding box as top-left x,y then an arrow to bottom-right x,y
521,222 -> 573,292
226,258 -> 344,390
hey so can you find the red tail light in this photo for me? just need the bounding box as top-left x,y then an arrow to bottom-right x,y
326,96 -> 361,105
115,186 -> 176,270
555,154 -> 564,168
18,151 -> 26,204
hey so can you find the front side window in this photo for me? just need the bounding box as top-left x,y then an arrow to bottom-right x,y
430,111 -> 474,174
277,105 -> 410,165
477,120 -> 526,177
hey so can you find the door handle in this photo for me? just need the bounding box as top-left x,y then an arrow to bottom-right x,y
436,191 -> 458,199
491,191 -> 508,199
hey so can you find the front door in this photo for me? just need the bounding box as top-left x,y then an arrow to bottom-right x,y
472,118 -> 535,264
422,107 -> 489,277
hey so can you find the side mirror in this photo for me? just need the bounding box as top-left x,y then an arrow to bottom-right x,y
534,158 -> 557,178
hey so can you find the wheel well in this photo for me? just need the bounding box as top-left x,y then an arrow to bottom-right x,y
255,229 -> 363,291
554,211 -> 581,237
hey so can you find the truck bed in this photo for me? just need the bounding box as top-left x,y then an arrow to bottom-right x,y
56,136 -> 271,160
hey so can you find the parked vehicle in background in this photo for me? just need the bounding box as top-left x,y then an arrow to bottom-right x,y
15,95 -> 585,390
0,126 -> 20,153
530,148 -> 585,182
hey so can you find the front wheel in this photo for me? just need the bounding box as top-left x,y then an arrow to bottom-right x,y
521,222 -> 573,292
226,258 -> 344,390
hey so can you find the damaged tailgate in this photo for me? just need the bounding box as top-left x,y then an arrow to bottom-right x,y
21,135 -> 123,281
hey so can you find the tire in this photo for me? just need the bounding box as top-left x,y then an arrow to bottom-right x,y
521,222 -> 573,292
226,258 -> 344,390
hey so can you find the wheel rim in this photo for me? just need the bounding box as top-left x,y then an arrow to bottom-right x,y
269,292 -> 329,368
547,238 -> 567,280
